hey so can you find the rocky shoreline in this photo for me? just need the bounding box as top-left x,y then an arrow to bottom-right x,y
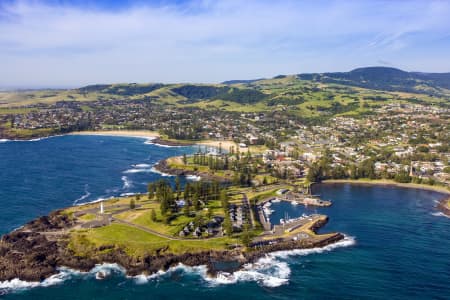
438,198 -> 450,217
0,209 -> 344,283
153,158 -> 230,183
150,137 -> 195,147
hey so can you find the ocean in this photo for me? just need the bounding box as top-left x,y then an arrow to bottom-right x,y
0,135 -> 449,299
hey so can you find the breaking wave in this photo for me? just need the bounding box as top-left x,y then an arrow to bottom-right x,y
207,235 -> 356,288
143,140 -> 184,148
134,163 -> 152,168
121,176 -> 132,189
0,264 -> 124,295
431,212 -> 449,218
72,184 -> 91,205
149,167 -> 174,177
0,236 -> 355,294
123,168 -> 153,174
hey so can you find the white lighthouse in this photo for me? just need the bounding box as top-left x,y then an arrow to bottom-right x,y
100,201 -> 104,214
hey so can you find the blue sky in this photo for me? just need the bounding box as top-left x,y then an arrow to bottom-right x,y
1,0 -> 449,88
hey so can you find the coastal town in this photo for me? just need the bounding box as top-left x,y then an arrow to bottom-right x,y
2,95 -> 448,188
0,73 -> 449,289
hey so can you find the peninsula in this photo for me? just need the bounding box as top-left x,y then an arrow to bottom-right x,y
0,172 -> 342,282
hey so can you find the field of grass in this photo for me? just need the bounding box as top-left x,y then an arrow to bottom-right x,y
2,74 -> 446,117
69,223 -> 236,257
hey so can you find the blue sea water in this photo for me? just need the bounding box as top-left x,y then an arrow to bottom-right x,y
1,136 -> 449,299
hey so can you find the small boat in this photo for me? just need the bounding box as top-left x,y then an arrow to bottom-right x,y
263,207 -> 274,216
291,201 -> 298,206
272,198 -> 281,203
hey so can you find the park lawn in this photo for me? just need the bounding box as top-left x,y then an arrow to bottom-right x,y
115,203 -> 194,236
78,213 -> 97,221
70,223 -> 237,257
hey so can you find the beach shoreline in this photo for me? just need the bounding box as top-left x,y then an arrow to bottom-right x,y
321,179 -> 450,217
321,179 -> 450,195
69,130 -> 160,139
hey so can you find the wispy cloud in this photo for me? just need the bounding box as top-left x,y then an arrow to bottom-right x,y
0,0 -> 449,87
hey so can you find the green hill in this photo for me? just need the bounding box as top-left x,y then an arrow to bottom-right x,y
297,66 -> 450,96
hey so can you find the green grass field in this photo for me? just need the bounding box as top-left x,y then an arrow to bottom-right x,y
69,223 -> 237,257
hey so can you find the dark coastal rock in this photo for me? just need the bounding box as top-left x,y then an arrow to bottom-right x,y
154,159 -> 230,183
438,198 -> 450,217
0,231 -> 61,281
0,208 -> 344,283
23,211 -> 74,232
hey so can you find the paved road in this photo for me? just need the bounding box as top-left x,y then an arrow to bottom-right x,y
111,217 -> 182,240
241,193 -> 256,229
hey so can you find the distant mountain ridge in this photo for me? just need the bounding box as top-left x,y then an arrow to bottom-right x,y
73,67 -> 450,104
297,66 -> 450,95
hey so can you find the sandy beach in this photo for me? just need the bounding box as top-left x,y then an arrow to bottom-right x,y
69,131 -> 239,149
69,130 -> 160,139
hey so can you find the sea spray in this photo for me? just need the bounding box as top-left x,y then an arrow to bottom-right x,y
150,167 -> 174,177
0,264 -> 125,295
121,176 -> 133,189
123,168 -> 154,174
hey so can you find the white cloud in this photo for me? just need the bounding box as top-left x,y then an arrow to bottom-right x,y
0,0 -> 449,87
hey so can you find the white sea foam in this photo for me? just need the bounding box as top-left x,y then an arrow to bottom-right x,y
144,139 -> 185,148
123,168 -> 153,174
123,167 -> 156,174
0,139 -> 9,143
0,267 -> 76,293
121,176 -> 132,189
130,264 -> 208,284
186,175 -> 201,181
0,264 -> 125,294
207,259 -> 291,288
206,235 -> 356,288
0,237 -> 356,294
431,212 -> 450,218
75,196 -> 115,206
134,163 -> 152,168
120,192 -> 138,197
150,167 -> 174,177
269,235 -> 356,259
73,184 -> 91,205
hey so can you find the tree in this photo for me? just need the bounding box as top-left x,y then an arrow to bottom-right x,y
394,170 -> 411,183
150,208 -> 157,222
240,224 -> 252,247
130,199 -> 136,209
220,190 -> 229,210
183,203 -> 192,216
147,183 -> 155,200
224,216 -> 233,236
262,176 -> 268,185
175,176 -> 181,200
307,163 -> 322,182
193,192 -> 200,211
183,153 -> 188,164
207,208 -> 213,220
